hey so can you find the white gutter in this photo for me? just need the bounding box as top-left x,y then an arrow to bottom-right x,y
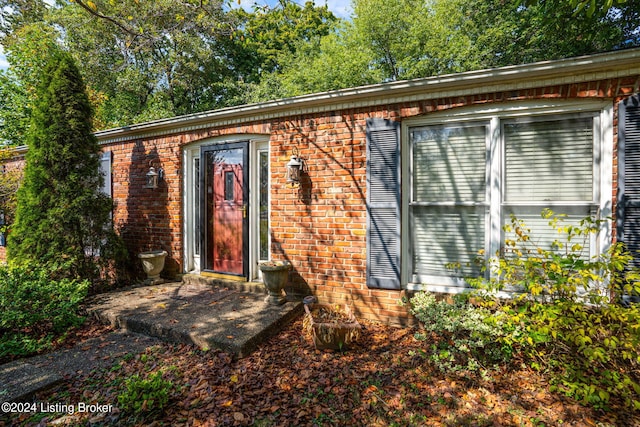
95,47 -> 640,142
3,145 -> 28,156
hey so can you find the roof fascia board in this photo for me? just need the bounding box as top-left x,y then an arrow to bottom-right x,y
96,48 -> 640,144
1,145 -> 28,156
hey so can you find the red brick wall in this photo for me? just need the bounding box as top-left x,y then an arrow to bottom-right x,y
269,112 -> 371,315
109,136 -> 183,277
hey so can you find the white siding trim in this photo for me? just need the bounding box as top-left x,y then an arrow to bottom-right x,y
182,135 -> 270,275
599,103 -> 614,254
249,141 -> 270,281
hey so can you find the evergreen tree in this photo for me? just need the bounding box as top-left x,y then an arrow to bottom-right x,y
7,51 -> 119,279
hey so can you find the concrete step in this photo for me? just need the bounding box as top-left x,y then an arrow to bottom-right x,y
88,281 -> 303,358
181,273 -> 267,295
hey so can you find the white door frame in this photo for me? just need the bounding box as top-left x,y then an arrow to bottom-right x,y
183,135 -> 270,280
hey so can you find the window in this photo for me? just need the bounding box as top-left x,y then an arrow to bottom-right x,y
259,150 -> 269,261
224,170 -> 235,201
410,124 -> 488,281
502,116 -> 597,254
407,107 -> 608,289
0,211 -> 5,247
194,158 -> 200,256
99,151 -> 112,196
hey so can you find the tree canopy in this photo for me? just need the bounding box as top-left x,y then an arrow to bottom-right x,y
254,0 -> 640,99
0,0 -> 638,144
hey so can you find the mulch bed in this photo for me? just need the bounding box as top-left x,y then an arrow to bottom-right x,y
3,317 -> 637,427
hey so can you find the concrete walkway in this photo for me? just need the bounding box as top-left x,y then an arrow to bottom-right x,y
0,332 -> 160,403
0,278 -> 302,403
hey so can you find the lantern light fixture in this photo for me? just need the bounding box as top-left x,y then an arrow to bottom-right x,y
145,161 -> 163,189
286,147 -> 306,188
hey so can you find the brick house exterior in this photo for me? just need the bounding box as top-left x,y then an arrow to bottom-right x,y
5,48 -> 640,325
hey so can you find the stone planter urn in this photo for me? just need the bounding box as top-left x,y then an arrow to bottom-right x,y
258,261 -> 291,305
138,250 -> 168,284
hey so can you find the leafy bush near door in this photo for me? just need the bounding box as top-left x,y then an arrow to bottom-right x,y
0,264 -> 88,359
410,210 -> 640,412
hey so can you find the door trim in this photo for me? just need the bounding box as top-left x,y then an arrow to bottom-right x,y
201,141 -> 250,279
249,141 -> 270,280
182,135 -> 270,278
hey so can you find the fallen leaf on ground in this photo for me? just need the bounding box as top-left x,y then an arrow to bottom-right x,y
16,316 -> 634,427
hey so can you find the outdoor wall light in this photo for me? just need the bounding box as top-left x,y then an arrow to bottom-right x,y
286,147 -> 306,188
145,162 -> 163,189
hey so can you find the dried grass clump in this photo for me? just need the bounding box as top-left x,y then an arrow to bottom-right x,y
303,304 -> 361,350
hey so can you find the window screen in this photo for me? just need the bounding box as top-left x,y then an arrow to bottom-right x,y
504,117 -> 593,202
503,116 -> 595,254
411,124 -> 487,279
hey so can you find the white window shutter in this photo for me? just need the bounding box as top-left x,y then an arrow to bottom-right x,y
99,151 -> 112,196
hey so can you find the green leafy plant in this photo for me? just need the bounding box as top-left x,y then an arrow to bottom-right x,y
469,210 -> 628,303
117,371 -> 174,416
7,50 -> 123,280
469,209 -> 640,410
0,264 -> 88,358
409,292 -> 520,374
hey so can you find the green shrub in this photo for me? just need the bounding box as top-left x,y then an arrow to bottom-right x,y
7,51 -> 119,281
0,264 -> 88,358
409,292 -> 520,374
470,210 -> 640,411
118,372 -> 174,416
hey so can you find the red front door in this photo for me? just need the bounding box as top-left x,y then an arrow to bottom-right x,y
201,143 -> 249,277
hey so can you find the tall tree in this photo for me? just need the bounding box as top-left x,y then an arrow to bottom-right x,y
481,0 -> 639,67
235,0 -> 338,80
53,0 -> 240,127
245,21 -> 382,101
351,0 -> 421,81
230,0 -> 342,102
0,0 -> 47,41
1,0 -> 638,129
353,0 -> 640,80
8,51 -> 117,279
0,22 -> 61,146
526,0 -> 626,16
0,70 -> 29,146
